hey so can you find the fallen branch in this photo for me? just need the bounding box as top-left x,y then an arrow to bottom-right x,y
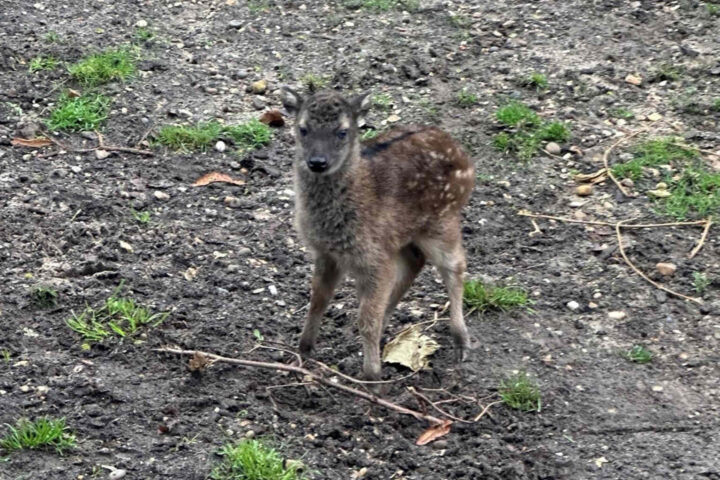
689,217 -> 712,259
615,220 -> 703,304
37,129 -> 154,158
407,386 -> 474,424
154,347 -> 444,425
518,210 -> 708,229
602,129 -> 647,197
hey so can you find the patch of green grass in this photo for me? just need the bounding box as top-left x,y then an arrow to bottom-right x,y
131,209 -> 151,224
154,120 -> 271,152
611,138 -> 697,181
134,27 -> 155,42
693,272 -> 710,295
525,72 -> 548,90
248,0 -> 271,12
624,345 -> 652,364
372,93 -> 393,111
68,47 -> 137,86
496,101 -> 540,127
1,349 -> 10,363
0,418 -> 76,455
44,31 -> 60,43
211,439 -> 304,480
154,122 -> 223,151
663,166 -> 720,219
28,56 -> 60,73
32,286 -> 58,308
712,99 -> 720,112
448,13 -> 472,28
499,371 -> 541,412
652,63 -> 683,82
300,73 -> 329,92
456,89 -> 478,108
418,98 -> 440,123
66,286 -> 168,344
344,0 -> 418,11
223,120 -> 272,152
705,2 -> 720,16
611,108 -> 635,119
361,129 -> 380,140
46,93 -> 110,132
493,101 -> 569,160
463,279 -> 529,312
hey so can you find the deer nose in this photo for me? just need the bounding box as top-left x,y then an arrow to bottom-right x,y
307,155 -> 329,172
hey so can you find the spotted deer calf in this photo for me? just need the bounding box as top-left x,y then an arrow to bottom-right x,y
281,88 -> 474,381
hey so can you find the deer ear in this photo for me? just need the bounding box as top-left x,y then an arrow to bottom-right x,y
281,86 -> 303,115
350,91 -> 372,118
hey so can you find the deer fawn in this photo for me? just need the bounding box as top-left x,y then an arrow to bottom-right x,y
281,88 -> 474,381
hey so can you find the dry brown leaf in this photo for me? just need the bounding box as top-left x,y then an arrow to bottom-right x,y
11,137 -> 52,148
193,172 -> 246,187
416,419 -> 452,446
573,168 -> 607,183
259,109 -> 285,127
188,351 -> 210,371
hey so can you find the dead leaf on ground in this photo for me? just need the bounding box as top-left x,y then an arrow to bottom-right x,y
188,351 -> 210,371
192,172 -> 245,187
382,325 -> 439,372
259,109 -> 285,127
11,137 -> 52,148
416,419 -> 452,446
183,266 -> 198,281
573,168 -> 607,183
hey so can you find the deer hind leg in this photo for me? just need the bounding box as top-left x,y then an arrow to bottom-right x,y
299,254 -> 342,356
416,231 -> 471,362
383,244 -> 426,327
355,260 -> 396,381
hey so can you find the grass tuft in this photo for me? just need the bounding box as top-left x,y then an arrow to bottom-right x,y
525,72 -> 548,90
154,120 -> 271,152
0,418 -> 76,455
29,56 -> 60,73
131,209 -> 151,224
456,89 -> 478,108
361,129 -> 380,140
499,371 -> 541,412
68,47 -> 137,86
463,279 -> 529,312
46,93 -> 110,132
493,101 -> 569,161
211,439 -> 304,480
712,99 -> 720,112
611,138 -> 720,219
300,73 -> 329,92
693,272 -> 710,295
344,0 -> 419,11
66,286 -> 168,343
134,27 -> 155,42
707,2 -> 720,16
624,345 -> 652,364
372,93 -> 393,111
32,286 -> 58,308
611,108 -> 634,120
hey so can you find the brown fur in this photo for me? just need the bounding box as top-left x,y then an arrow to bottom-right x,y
282,89 -> 474,381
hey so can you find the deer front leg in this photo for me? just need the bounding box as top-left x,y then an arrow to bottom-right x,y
356,262 -> 396,381
299,255 -> 341,357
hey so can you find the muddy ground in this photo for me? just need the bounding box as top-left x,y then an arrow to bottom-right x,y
1,1 -> 719,479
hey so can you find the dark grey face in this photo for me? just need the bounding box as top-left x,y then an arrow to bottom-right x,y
282,89 -> 370,175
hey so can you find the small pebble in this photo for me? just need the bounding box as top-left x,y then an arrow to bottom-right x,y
268,285 -> 278,296
109,469 -> 127,480
135,19 -> 148,28
656,262 -> 677,276
608,311 -> 626,320
153,191 -> 170,201
566,301 -> 580,311
215,140 -> 226,153
251,79 -> 267,94
545,142 -> 561,155
575,185 -> 593,197
95,149 -> 110,160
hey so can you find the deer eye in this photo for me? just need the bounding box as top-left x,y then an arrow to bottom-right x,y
299,127 -> 308,137
336,129 -> 348,140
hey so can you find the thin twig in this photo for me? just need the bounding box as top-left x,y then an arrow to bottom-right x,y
36,129 -> 154,158
518,211 -> 708,229
602,129 -> 647,197
689,218 -> 712,259
154,347 -> 444,425
407,387 -> 473,424
473,400 -> 503,422
615,220 -> 703,304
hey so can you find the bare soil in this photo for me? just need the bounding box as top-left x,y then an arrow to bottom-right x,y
1,1 -> 719,479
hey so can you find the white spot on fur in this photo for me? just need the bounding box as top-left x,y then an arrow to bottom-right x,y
339,115 -> 350,129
